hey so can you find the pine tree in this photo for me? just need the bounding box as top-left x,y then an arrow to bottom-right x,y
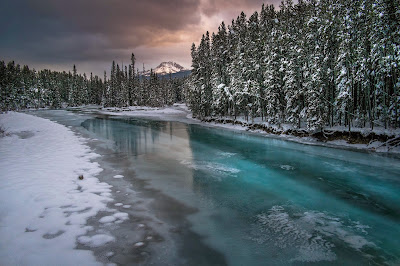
129,53 -> 136,106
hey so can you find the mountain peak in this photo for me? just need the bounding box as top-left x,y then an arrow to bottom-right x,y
142,61 -> 188,76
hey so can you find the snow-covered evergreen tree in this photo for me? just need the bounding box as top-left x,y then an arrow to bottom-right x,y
185,0 -> 399,131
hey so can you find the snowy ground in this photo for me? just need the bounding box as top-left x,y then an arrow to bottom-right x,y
96,104 -> 400,154
100,105 -> 187,119
201,119 -> 400,154
0,112 -> 120,265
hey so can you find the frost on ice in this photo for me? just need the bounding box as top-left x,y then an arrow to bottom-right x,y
251,205 -> 376,263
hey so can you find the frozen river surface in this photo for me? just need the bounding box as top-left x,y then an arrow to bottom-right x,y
34,109 -> 400,265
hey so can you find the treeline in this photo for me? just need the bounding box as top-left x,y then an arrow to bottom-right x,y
0,61 -> 103,110
0,54 -> 185,111
186,0 -> 400,130
104,54 -> 184,108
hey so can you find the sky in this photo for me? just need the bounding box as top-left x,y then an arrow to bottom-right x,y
0,0 -> 283,77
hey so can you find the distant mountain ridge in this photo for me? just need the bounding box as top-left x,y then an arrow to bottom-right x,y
142,61 -> 190,78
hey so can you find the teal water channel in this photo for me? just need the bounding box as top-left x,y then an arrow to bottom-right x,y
34,110 -> 400,265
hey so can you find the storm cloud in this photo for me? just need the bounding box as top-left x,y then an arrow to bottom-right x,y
0,0 -> 282,76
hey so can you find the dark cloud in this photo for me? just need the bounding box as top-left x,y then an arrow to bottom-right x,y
28,0 -> 202,46
1,0 -> 201,69
0,0 -> 285,76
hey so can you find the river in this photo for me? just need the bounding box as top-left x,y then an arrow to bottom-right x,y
32,109 -> 400,265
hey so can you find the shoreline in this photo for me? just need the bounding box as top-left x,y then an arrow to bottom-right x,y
92,104 -> 400,155
0,112 -> 114,265
27,108 -> 229,265
198,117 -> 400,155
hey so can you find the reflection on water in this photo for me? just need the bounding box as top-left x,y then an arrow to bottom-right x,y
33,110 -> 400,265
82,117 -> 196,191
80,116 -> 400,265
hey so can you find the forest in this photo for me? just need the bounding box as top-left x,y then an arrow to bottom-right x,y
0,54 -> 185,111
186,0 -> 399,130
1,0 -> 399,131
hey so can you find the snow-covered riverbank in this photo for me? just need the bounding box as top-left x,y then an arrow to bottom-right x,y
0,112 -> 115,265
96,104 -> 400,154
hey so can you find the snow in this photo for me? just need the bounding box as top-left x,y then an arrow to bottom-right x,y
105,251 -> 114,257
113,212 -> 129,220
99,216 -> 117,223
280,165 -> 295,170
96,104 -> 400,154
141,61 -> 188,76
98,212 -> 128,224
198,117 -> 400,154
100,106 -> 186,118
0,112 -> 114,266
113,174 -> 124,179
134,242 -> 145,247
77,234 -> 115,248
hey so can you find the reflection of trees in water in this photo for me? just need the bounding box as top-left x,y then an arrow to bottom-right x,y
81,118 -> 192,158
82,117 -> 196,189
81,118 -> 168,156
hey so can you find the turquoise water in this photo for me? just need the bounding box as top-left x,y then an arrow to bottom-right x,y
34,110 -> 400,265
81,117 -> 400,265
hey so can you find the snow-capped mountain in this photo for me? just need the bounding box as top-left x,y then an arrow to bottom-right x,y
142,61 -> 189,77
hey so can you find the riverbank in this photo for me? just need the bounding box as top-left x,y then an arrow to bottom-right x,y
200,117 -> 400,154
24,108 -> 229,265
0,112 -> 116,265
96,104 -> 400,154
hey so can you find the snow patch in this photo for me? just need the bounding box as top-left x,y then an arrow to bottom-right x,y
134,242 -> 145,247
113,212 -> 129,221
78,234 -> 115,248
280,165 -> 295,171
99,106 -> 186,118
99,216 -> 117,224
105,251 -> 114,257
